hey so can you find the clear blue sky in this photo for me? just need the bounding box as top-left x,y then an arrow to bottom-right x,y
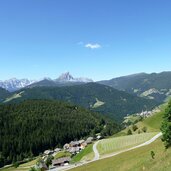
0,0 -> 171,81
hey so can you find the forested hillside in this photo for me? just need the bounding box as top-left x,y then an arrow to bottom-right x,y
99,72 -> 171,102
0,88 -> 10,102
0,100 -> 118,167
3,83 -> 158,121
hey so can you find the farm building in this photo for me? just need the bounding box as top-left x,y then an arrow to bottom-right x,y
52,157 -> 71,167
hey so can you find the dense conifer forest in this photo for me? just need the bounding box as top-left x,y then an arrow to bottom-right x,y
0,100 -> 118,167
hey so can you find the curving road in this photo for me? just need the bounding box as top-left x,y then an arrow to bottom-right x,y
93,141 -> 100,161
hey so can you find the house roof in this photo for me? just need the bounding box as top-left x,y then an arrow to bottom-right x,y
79,140 -> 85,144
68,147 -> 80,153
54,148 -> 61,152
70,141 -> 80,146
44,150 -> 53,155
52,157 -> 71,165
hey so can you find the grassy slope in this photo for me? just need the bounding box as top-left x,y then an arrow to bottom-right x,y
117,105 -> 166,136
70,104 -> 169,171
0,159 -> 37,171
54,151 -> 71,159
136,105 -> 166,133
71,144 -> 94,163
97,132 -> 157,156
70,138 -> 171,171
2,105 -> 166,171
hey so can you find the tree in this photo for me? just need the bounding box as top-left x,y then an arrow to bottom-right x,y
132,125 -> 138,132
161,100 -> 171,148
142,126 -> 147,133
45,155 -> 54,168
29,167 -> 37,171
127,129 -> 132,135
13,162 -> 20,168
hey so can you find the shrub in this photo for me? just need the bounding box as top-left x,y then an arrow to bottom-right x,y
13,162 -> 20,168
127,129 -> 132,135
142,126 -> 147,133
132,125 -> 138,132
150,151 -> 155,159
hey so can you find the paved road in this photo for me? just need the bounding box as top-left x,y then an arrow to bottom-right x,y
49,132 -> 162,171
93,141 -> 100,161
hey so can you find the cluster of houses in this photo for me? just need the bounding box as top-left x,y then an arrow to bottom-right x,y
136,107 -> 160,118
39,135 -> 102,169
63,137 -> 94,155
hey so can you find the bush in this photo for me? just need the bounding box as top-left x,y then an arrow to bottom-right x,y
45,155 -> 54,168
132,125 -> 138,132
127,129 -> 132,135
142,126 -> 147,133
13,162 -> 20,168
150,151 -> 155,159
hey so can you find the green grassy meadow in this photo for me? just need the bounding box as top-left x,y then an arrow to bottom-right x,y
54,151 -> 71,159
97,132 -> 157,156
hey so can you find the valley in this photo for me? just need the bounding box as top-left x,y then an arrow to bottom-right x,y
0,72 -> 171,171
1,1 -> 171,170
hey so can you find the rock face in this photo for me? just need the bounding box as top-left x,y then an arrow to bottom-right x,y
56,72 -> 75,82
56,72 -> 93,83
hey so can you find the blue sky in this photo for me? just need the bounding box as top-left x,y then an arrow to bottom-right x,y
0,0 -> 171,81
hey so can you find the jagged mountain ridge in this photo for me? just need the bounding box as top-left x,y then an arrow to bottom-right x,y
0,78 -> 36,92
0,72 -> 93,91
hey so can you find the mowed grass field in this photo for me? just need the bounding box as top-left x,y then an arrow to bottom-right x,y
70,138 -> 171,171
97,132 -> 158,156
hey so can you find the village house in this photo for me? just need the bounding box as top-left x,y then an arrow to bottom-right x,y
69,141 -> 80,147
97,135 -> 102,140
80,142 -> 87,149
52,157 -> 71,167
68,146 -> 80,154
43,150 -> 54,156
85,137 -> 94,144
54,148 -> 61,153
78,139 -> 85,144
63,143 -> 70,150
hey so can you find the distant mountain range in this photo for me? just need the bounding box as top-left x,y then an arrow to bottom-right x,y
99,71 -> 171,103
1,71 -> 171,112
0,78 -> 36,92
3,83 -> 158,121
0,72 -> 93,92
